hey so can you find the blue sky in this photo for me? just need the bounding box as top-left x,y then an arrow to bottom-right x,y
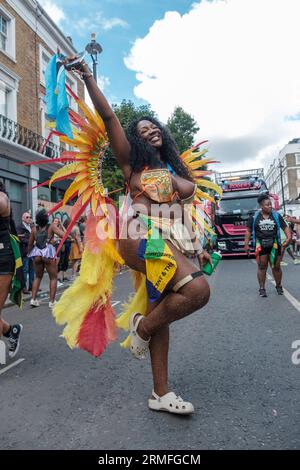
40,0 -> 300,171
41,0 -> 195,105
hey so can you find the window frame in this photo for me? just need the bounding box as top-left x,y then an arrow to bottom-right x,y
0,5 -> 16,61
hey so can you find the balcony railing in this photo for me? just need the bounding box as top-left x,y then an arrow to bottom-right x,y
0,114 -> 63,159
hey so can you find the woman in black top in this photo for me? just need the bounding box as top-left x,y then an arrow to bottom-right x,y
0,181 -> 23,358
245,194 -> 291,297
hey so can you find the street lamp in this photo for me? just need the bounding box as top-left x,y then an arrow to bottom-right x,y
278,159 -> 286,214
85,32 -> 103,82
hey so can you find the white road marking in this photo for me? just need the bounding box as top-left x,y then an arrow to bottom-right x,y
0,358 -> 25,376
251,259 -> 300,314
111,301 -> 121,307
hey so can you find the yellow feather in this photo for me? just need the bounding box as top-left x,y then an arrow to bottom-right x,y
49,163 -> 83,188
77,100 -> 101,134
91,192 -> 99,215
195,188 -> 216,204
182,149 -> 208,164
81,187 -> 94,204
77,179 -> 92,197
104,239 -> 124,265
94,110 -> 107,134
72,130 -> 93,145
196,179 -> 223,196
74,172 -> 89,183
117,274 -> 147,349
63,180 -> 83,204
188,158 -> 216,170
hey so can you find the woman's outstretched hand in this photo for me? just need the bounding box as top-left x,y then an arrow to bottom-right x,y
198,250 -> 213,269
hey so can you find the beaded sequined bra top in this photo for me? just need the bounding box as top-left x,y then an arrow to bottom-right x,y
140,168 -> 174,203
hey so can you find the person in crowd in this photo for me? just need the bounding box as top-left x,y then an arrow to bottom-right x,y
17,212 -> 35,293
28,209 -> 65,308
245,194 -> 291,297
0,181 -> 23,358
280,222 -> 300,266
57,218 -> 72,285
69,221 -> 83,280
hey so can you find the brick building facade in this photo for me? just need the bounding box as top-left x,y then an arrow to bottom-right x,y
0,0 -> 85,223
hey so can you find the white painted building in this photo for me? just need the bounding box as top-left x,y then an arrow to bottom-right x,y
265,139 -> 300,217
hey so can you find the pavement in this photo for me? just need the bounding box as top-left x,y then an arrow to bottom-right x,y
1,256 -> 300,450
4,268 -> 76,308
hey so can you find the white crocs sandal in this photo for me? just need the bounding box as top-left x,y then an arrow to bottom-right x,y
129,313 -> 150,360
148,391 -> 194,415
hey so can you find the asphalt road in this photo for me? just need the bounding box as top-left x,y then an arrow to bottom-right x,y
1,257 -> 300,450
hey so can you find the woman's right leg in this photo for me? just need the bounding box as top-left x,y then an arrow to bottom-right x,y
120,238 -> 210,398
45,259 -> 58,303
31,257 -> 44,300
0,274 -> 13,336
257,253 -> 269,289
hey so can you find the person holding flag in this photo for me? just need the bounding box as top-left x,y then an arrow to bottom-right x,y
245,194 -> 291,297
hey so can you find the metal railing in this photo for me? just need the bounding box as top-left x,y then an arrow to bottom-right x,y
215,168 -> 264,182
0,114 -> 63,159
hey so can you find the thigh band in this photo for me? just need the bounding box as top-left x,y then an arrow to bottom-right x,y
173,270 -> 203,293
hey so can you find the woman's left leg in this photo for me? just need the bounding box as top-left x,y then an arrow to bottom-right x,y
146,298 -> 170,397
272,251 -> 283,289
0,274 -> 13,336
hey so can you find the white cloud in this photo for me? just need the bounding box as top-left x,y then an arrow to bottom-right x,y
38,0 -> 66,27
74,12 -> 128,37
124,0 -> 300,172
101,17 -> 128,31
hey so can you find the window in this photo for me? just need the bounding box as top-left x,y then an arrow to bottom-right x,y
66,75 -> 77,111
0,15 -> 7,52
0,6 -> 16,61
296,154 -> 300,165
0,66 -> 19,121
297,169 -> 300,180
0,86 -> 8,116
39,46 -> 52,86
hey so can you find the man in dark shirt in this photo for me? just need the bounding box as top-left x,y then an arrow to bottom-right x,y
245,194 -> 291,297
17,212 -> 35,293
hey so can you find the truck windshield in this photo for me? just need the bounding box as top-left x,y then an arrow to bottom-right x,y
217,197 -> 258,215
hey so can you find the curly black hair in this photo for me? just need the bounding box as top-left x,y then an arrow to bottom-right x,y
126,116 -> 193,180
257,193 -> 270,205
35,209 -> 49,227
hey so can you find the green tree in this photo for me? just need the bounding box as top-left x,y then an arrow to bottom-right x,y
167,106 -> 200,154
102,100 -> 156,198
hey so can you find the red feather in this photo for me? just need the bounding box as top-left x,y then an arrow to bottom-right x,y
31,180 -> 50,190
78,302 -> 109,357
19,157 -> 79,166
104,301 -> 118,342
193,140 -> 209,149
68,109 -> 87,128
47,200 -> 64,215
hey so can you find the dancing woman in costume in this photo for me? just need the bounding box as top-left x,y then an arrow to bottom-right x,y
42,53 -> 222,415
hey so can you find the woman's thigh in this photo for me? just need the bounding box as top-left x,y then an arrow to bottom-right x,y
44,259 -> 57,279
33,257 -> 44,277
119,237 -> 202,290
0,274 -> 13,311
258,254 -> 269,269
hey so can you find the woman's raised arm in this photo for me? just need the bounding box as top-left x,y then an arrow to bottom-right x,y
80,63 -> 131,178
